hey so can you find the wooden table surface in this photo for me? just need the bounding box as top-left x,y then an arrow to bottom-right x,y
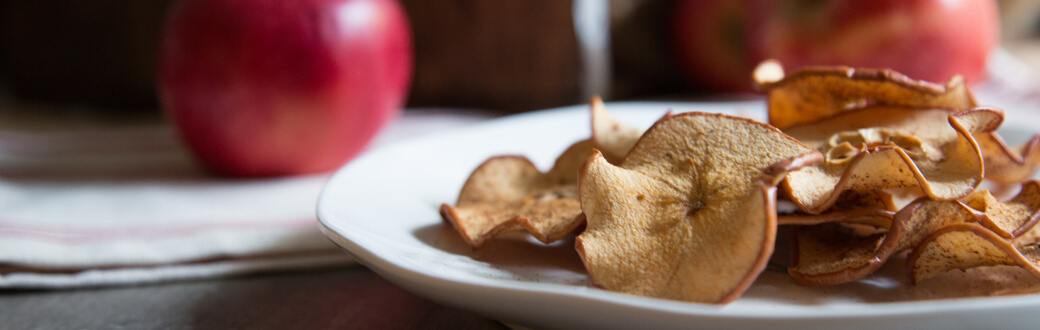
0,267 -> 508,329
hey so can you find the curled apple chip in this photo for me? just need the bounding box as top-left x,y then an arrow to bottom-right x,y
789,223 -> 888,285
962,180 -> 1040,238
826,189 -> 906,212
778,207 -> 894,228
790,184 -> 1040,286
441,139 -> 595,247
1017,224 -> 1040,245
789,197 -> 975,285
576,112 -> 821,303
908,223 -> 1040,284
753,62 -> 976,130
975,128 -> 1040,183
781,107 -> 995,214
441,97 -> 649,247
590,96 -> 645,164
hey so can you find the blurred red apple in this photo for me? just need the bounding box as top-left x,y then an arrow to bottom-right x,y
158,0 -> 412,177
670,0 -> 768,92
673,0 -> 999,92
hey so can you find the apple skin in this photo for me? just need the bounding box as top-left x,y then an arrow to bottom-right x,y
158,0 -> 412,177
673,0 -> 999,92
671,0 -> 769,92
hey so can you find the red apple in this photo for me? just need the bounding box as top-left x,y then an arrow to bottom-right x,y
158,0 -> 412,177
672,0 -> 999,92
671,0 -> 769,92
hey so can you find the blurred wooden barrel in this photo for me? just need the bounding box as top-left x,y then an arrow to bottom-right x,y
400,0 -> 583,112
0,0 -> 175,110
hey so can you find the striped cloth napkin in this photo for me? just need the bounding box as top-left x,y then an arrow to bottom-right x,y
0,109 -> 491,288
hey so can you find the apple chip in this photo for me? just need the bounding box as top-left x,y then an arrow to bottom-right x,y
779,207 -> 894,228
789,223 -> 888,285
441,97 -> 649,247
789,197 -> 975,285
975,127 -> 1040,183
441,139 -> 595,247
790,184 -> 1040,285
961,180 -> 1040,238
829,189 -> 906,212
1016,223 -> 1040,252
753,62 -> 976,130
908,223 -> 1040,284
590,96 -> 645,164
576,112 -> 821,303
781,107 -> 995,214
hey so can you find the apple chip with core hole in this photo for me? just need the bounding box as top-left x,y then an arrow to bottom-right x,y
753,61 -> 976,130
755,61 -> 1040,183
909,223 -> 1040,284
780,107 -> 996,214
790,183 -> 1040,286
440,140 -> 595,247
576,112 -> 821,304
590,96 -> 645,164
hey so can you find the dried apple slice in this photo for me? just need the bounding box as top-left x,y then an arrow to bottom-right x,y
441,97 -> 649,247
1016,224 -> 1040,248
589,96 -> 645,164
908,223 -> 1040,284
975,127 -> 1040,183
1015,182 -> 1040,247
441,139 -> 595,247
790,183 -> 1040,285
789,223 -> 888,284
778,207 -> 894,228
789,197 -> 976,285
576,112 -> 821,304
781,107 -> 995,214
753,61 -> 976,130
962,181 -> 1040,238
755,61 -> 1040,182
830,189 -> 906,212
956,106 -> 1040,183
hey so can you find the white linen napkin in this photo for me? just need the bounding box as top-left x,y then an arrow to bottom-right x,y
0,109 -> 492,289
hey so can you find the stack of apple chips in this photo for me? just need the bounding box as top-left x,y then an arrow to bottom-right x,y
438,62 -> 1040,305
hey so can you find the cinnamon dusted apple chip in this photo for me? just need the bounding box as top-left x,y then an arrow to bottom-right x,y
441,97 -> 648,248
974,128 -> 1040,183
589,96 -> 645,164
790,183 -> 1040,286
1016,226 -> 1040,248
576,112 -> 821,304
781,107 -> 995,214
441,139 -> 595,247
962,181 -> 1040,238
789,197 -> 975,285
829,189 -> 906,212
778,207 -> 894,228
753,61 -> 976,130
908,223 -> 1040,284
789,223 -> 887,284
755,61 -> 1040,183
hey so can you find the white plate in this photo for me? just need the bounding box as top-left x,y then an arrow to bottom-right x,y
318,101 -> 1040,330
